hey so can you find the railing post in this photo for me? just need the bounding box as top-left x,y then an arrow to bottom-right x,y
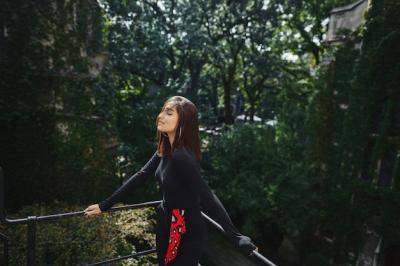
4,237 -> 8,266
0,167 -> 9,266
27,216 -> 37,266
4,236 -> 8,266
0,233 -> 9,266
0,167 -> 5,223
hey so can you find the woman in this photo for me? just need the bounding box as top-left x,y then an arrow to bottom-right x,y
84,96 -> 258,266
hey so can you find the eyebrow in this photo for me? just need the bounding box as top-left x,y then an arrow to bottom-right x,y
165,107 -> 174,112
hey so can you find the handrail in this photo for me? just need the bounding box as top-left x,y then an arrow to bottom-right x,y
1,200 -> 162,225
0,167 -> 276,266
87,248 -> 157,266
0,199 -> 162,265
201,212 -> 277,266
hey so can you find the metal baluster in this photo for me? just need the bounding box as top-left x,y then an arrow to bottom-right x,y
0,233 -> 9,266
0,167 -> 5,223
27,216 -> 37,266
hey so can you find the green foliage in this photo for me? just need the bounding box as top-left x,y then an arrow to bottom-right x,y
0,0 -> 113,210
304,252 -> 330,266
203,123 -> 281,238
272,0 -> 400,263
0,201 -> 157,265
270,0 -> 355,65
2,0 -> 400,264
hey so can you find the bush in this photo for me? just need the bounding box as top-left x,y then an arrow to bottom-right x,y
203,123 -> 281,238
0,200 -> 158,265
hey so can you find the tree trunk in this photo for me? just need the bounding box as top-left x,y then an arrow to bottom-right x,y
223,78 -> 234,124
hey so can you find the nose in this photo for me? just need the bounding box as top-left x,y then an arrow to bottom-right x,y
158,115 -> 164,124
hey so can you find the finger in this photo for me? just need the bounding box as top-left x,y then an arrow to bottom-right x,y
89,211 -> 100,216
87,210 -> 96,215
86,210 -> 93,215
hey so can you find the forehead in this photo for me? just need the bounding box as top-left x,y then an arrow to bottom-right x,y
163,103 -> 176,111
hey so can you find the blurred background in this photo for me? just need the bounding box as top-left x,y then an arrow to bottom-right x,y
0,0 -> 399,265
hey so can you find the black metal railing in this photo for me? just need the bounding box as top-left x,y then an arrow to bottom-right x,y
0,232 -> 9,265
87,248 -> 157,266
0,167 -> 276,266
201,212 -> 277,266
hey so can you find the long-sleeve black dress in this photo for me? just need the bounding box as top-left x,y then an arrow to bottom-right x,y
98,146 -> 257,266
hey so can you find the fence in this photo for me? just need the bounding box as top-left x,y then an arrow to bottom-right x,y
0,167 -> 276,266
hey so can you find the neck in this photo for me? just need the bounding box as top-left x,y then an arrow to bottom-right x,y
168,132 -> 175,147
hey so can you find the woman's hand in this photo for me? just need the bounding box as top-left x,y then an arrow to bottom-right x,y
237,235 -> 258,256
84,204 -> 102,218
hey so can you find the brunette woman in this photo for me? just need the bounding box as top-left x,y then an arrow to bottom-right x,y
84,95 -> 258,266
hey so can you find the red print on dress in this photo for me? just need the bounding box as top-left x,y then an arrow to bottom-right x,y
164,208 -> 186,265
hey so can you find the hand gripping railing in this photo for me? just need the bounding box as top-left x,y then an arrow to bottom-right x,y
201,212 -> 277,266
0,166 -> 276,265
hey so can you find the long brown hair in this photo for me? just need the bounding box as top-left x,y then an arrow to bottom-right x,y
155,96 -> 202,161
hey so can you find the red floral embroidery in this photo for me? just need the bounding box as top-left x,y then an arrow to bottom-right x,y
164,208 -> 186,265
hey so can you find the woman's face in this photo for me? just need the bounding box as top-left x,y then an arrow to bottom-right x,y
157,102 -> 179,134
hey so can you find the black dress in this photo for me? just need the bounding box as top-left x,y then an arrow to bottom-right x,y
98,146 -> 257,266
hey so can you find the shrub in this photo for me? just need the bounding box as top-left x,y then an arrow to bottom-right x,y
0,200 -> 158,265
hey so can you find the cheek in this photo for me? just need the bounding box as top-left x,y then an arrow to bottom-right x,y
167,116 -> 178,128
173,116 -> 179,126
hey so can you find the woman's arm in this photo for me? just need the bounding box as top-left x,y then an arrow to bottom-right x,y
171,151 -> 257,256
98,150 -> 161,212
